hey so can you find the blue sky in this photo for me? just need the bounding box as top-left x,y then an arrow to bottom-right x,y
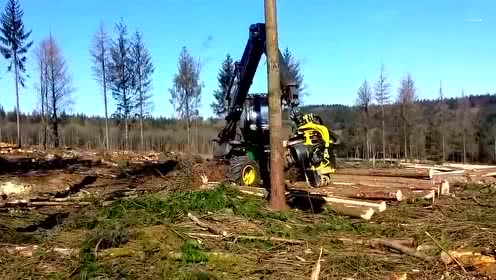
0,0 -> 493,118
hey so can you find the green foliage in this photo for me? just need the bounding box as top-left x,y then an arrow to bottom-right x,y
181,240 -> 209,263
109,18 -> 135,120
211,53 -> 235,117
169,46 -> 203,121
282,47 -> 307,102
0,0 -> 33,87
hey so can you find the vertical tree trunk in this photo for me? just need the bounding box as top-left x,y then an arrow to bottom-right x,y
265,0 -> 286,210
40,68 -> 46,150
381,105 -> 386,163
123,88 -> 129,151
139,91 -> 144,151
494,134 -> 496,162
403,122 -> 407,160
186,95 -> 190,152
442,134 -> 445,162
462,129 -> 466,164
102,56 -> 109,150
52,92 -> 59,148
14,53 -> 21,148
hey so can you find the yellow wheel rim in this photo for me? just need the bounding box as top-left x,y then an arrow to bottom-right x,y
242,165 -> 256,185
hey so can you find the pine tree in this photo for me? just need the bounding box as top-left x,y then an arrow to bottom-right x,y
169,46 -> 203,152
281,47 -> 306,102
109,19 -> 134,150
211,53 -> 234,117
131,30 -> 154,150
0,0 -> 33,147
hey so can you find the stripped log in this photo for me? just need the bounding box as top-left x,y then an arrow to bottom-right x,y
323,196 -> 387,212
335,168 -> 433,179
349,190 -> 402,202
0,199 -> 92,208
327,203 -> 375,220
231,185 -> 268,198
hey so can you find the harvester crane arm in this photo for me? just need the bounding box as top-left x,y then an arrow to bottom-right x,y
216,23 -> 298,147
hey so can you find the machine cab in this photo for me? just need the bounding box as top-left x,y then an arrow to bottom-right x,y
239,93 -> 270,144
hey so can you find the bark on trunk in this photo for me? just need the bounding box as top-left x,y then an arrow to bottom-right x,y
102,53 -> 109,150
381,105 -> 386,163
335,168 -> 432,179
14,52 -> 21,148
349,190 -> 402,201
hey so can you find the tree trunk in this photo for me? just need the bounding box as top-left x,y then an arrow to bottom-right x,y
265,0 -> 286,210
365,128 -> 370,160
335,168 -> 432,179
494,135 -> 496,162
44,67 -> 49,149
139,89 -> 144,151
463,129 -> 466,164
123,89 -> 129,151
102,54 -> 109,150
40,69 -> 46,150
52,89 -> 59,148
381,104 -> 386,163
14,52 -> 21,148
403,122 -> 407,160
442,134 -> 445,162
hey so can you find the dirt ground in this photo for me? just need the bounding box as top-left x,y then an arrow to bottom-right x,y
0,146 -> 495,279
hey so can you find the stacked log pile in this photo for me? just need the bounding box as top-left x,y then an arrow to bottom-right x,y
273,162 -> 496,221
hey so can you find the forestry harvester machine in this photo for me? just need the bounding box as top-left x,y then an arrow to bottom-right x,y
213,23 -> 338,188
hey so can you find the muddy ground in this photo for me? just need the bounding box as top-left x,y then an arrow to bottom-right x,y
0,146 -> 495,279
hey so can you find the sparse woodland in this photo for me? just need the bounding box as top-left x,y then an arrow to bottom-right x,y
0,0 -> 495,163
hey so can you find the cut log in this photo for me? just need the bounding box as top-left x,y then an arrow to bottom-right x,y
350,190 -> 402,202
187,212 -> 227,236
323,196 -> 387,212
335,168 -> 432,179
338,238 -> 417,248
231,185 -> 268,198
327,203 -> 375,220
441,250 -> 496,266
440,180 -> 450,195
442,163 -> 496,170
403,189 -> 436,204
377,239 -> 434,262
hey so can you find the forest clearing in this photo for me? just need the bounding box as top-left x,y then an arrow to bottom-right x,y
1,143 -> 495,279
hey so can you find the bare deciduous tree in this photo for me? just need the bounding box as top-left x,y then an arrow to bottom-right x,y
131,30 -> 154,150
397,73 -> 416,160
44,34 -> 73,148
90,21 -> 111,150
169,46 -> 203,152
34,39 -> 50,149
374,64 -> 390,161
354,79 -> 372,159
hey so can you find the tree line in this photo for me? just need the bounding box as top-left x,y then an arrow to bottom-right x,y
1,0 -> 494,164
304,65 -> 496,163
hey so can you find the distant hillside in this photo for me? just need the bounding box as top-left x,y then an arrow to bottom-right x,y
1,93 -> 496,163
300,93 -> 496,162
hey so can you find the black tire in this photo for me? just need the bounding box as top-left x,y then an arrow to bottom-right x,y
227,156 -> 261,187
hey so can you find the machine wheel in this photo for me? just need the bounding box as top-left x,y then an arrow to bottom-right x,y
228,156 -> 261,187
